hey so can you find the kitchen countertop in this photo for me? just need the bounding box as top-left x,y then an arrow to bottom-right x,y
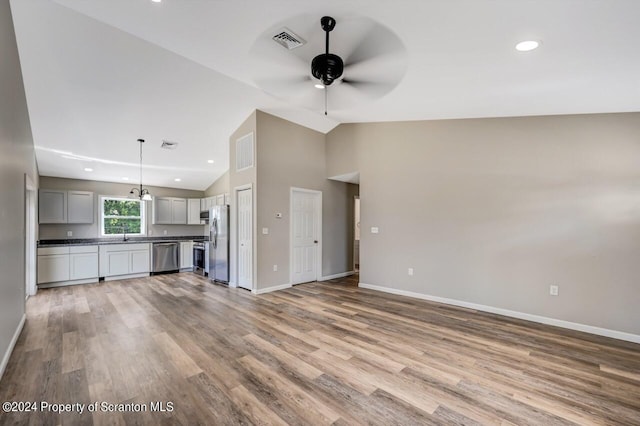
38,235 -> 208,248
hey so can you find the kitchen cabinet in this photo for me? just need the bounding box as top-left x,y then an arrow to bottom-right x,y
187,199 -> 202,225
69,246 -> 99,280
154,198 -> 172,224
130,250 -> 151,274
39,189 -> 94,224
172,198 -> 187,224
67,191 -> 94,223
38,245 -> 98,286
99,243 -> 150,279
203,196 -> 216,211
39,190 -> 67,223
180,241 -> 194,269
154,197 -> 187,224
37,247 -> 70,284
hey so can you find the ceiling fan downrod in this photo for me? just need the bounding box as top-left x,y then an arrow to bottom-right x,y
311,16 -> 344,87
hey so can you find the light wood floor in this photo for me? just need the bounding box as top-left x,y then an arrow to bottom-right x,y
1,273 -> 639,425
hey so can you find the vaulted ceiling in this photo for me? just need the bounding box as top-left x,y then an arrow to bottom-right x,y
10,0 -> 640,190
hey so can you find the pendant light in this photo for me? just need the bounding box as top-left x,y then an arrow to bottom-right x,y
129,138 -> 152,201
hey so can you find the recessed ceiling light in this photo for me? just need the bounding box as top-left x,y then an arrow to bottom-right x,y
84,167 -> 93,172
515,40 -> 540,52
207,160 -> 214,164
151,0 -> 161,3
122,177 -> 129,181
314,83 -> 325,89
174,178 -> 181,182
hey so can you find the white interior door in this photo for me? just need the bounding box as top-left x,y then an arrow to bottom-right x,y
237,188 -> 252,290
291,189 -> 320,284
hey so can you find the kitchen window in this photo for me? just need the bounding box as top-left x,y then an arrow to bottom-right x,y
100,196 -> 146,236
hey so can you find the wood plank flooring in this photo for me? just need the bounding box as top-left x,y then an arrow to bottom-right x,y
1,273 -> 639,425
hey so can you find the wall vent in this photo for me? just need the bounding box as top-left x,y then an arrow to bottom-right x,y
161,140 -> 179,150
236,132 -> 254,171
272,28 -> 306,50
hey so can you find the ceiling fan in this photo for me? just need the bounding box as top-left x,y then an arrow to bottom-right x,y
250,14 -> 407,116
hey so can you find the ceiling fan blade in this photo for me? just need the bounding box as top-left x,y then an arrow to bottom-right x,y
255,75 -> 313,99
343,50 -> 407,83
342,79 -> 397,97
343,21 -> 405,68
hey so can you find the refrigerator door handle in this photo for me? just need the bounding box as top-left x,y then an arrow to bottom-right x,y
212,218 -> 218,249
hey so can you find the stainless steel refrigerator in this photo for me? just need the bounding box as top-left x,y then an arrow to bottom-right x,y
208,205 -> 229,284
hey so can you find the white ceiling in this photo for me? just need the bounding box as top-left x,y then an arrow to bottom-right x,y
10,0 -> 640,190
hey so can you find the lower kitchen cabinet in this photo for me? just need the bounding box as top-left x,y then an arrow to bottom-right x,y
69,246 -> 99,280
99,243 -> 150,279
130,250 -> 151,274
38,245 -> 99,287
37,249 -> 70,284
180,241 -> 194,270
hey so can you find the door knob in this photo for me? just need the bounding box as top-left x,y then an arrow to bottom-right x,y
314,240 -> 318,244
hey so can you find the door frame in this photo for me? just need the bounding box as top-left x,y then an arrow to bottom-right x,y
232,183 -> 254,290
289,187 -> 322,285
353,195 -> 360,272
25,174 -> 37,299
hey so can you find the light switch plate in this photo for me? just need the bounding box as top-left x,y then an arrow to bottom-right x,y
262,227 -> 269,235
371,227 -> 379,234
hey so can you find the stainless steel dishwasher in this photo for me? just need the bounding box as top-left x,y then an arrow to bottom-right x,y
152,242 -> 180,273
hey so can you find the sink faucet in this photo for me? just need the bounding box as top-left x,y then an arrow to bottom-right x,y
122,227 -> 129,242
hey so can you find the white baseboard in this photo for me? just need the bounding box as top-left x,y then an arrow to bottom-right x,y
359,282 -> 640,344
252,283 -> 292,295
0,314 -> 26,382
319,271 -> 355,281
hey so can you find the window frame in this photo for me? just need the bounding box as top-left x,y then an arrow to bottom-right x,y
99,195 -> 147,237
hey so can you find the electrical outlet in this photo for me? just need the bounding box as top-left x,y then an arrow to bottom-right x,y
408,268 -> 414,276
163,230 -> 167,235
67,231 -> 72,237
262,227 -> 269,235
273,265 -> 278,272
550,285 -> 559,296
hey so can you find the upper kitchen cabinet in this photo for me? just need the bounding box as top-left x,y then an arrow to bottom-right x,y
153,197 -> 191,225
172,198 -> 187,224
39,189 -> 66,223
187,198 -> 201,225
67,191 -> 94,223
39,189 -> 94,224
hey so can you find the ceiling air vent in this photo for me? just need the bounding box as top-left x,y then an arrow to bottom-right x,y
161,140 -> 179,150
272,28 -> 306,50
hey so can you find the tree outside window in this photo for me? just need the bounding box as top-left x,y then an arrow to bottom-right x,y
100,196 -> 146,236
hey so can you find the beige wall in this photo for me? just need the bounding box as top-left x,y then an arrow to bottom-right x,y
256,111 -> 355,290
228,111 -> 257,286
38,176 -> 205,239
204,170 -> 229,197
326,113 -> 640,335
0,0 -> 38,376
